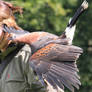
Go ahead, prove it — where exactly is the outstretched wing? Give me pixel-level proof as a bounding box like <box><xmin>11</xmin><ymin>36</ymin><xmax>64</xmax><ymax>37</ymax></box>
<box><xmin>30</xmin><ymin>43</ymin><xmax>83</xmax><ymax>92</ymax></box>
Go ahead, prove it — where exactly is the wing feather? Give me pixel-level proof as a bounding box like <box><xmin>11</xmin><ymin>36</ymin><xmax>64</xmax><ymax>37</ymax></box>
<box><xmin>29</xmin><ymin>44</ymin><xmax>83</xmax><ymax>92</ymax></box>
<box><xmin>47</xmin><ymin>71</ymin><xmax>75</xmax><ymax>92</ymax></box>
<box><xmin>45</xmin><ymin>71</ymin><xmax>64</xmax><ymax>89</ymax></box>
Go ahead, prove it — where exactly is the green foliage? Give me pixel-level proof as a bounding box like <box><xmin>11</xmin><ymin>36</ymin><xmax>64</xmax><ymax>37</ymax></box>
<box><xmin>5</xmin><ymin>0</ymin><xmax>92</xmax><ymax>92</ymax></box>
<box><xmin>9</xmin><ymin>0</ymin><xmax>75</xmax><ymax>35</ymax></box>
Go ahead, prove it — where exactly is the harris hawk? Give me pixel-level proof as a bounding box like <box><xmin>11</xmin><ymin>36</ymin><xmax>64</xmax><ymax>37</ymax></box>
<box><xmin>3</xmin><ymin>0</ymin><xmax>88</xmax><ymax>92</ymax></box>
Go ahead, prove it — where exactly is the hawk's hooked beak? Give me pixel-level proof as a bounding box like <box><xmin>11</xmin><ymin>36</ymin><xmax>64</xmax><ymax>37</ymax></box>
<box><xmin>3</xmin><ymin>24</ymin><xmax>30</xmax><ymax>44</ymax></box>
<box><xmin>0</xmin><ymin>26</ymin><xmax>11</xmax><ymax>52</ymax></box>
<box><xmin>3</xmin><ymin>24</ymin><xmax>16</xmax><ymax>41</ymax></box>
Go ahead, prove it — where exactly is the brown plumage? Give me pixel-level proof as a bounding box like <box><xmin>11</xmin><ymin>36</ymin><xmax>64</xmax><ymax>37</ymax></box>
<box><xmin>3</xmin><ymin>0</ymin><xmax>88</xmax><ymax>92</ymax></box>
<box><xmin>3</xmin><ymin>25</ymin><xmax>83</xmax><ymax>92</ymax></box>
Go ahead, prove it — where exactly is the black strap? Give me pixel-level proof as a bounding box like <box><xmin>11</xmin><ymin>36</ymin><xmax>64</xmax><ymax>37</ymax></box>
<box><xmin>0</xmin><ymin>45</ymin><xmax>23</xmax><ymax>78</ymax></box>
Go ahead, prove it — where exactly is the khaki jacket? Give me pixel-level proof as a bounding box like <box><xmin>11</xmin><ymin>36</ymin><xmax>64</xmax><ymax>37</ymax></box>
<box><xmin>0</xmin><ymin>45</ymin><xmax>36</xmax><ymax>92</ymax></box>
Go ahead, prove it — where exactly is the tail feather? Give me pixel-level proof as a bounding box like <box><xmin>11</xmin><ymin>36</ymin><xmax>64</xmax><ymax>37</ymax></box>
<box><xmin>60</xmin><ymin>0</ymin><xmax>88</xmax><ymax>44</ymax></box>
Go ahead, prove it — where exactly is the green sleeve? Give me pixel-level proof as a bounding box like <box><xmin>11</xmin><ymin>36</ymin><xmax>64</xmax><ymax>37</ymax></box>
<box><xmin>0</xmin><ymin>45</ymin><xmax>34</xmax><ymax>92</ymax></box>
<box><xmin>0</xmin><ymin>44</ymin><xmax>46</xmax><ymax>92</ymax></box>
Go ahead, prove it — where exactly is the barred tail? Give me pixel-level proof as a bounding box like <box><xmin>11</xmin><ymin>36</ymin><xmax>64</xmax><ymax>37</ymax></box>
<box><xmin>60</xmin><ymin>0</ymin><xmax>88</xmax><ymax>41</ymax></box>
<box><xmin>60</xmin><ymin>0</ymin><xmax>88</xmax><ymax>44</ymax></box>
<box><xmin>67</xmin><ymin>0</ymin><xmax>88</xmax><ymax>28</ymax></box>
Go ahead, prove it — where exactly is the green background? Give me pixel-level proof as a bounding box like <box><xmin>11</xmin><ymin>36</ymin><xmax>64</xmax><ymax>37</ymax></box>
<box><xmin>4</xmin><ymin>0</ymin><xmax>92</xmax><ymax>92</ymax></box>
